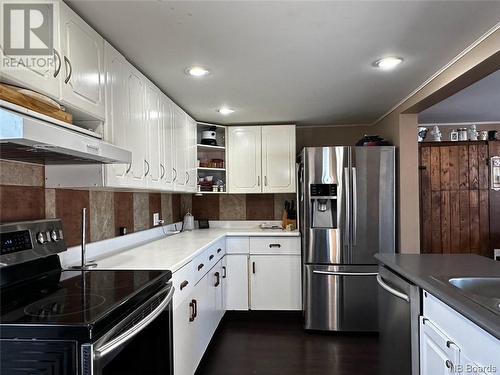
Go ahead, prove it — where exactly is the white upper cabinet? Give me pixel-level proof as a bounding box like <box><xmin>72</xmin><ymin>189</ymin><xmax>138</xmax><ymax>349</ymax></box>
<box><xmin>262</xmin><ymin>125</ymin><xmax>296</xmax><ymax>193</ymax></box>
<box><xmin>145</xmin><ymin>82</ymin><xmax>162</xmax><ymax>189</ymax></box>
<box><xmin>103</xmin><ymin>43</ymin><xmax>129</xmax><ymax>187</ymax></box>
<box><xmin>127</xmin><ymin>68</ymin><xmax>147</xmax><ymax>187</ymax></box>
<box><xmin>173</xmin><ymin>104</ymin><xmax>187</xmax><ymax>190</ymax></box>
<box><xmin>59</xmin><ymin>2</ymin><xmax>105</xmax><ymax>120</ymax></box>
<box><xmin>0</xmin><ymin>1</ymin><xmax>61</xmax><ymax>99</ymax></box>
<box><xmin>228</xmin><ymin>125</ymin><xmax>296</xmax><ymax>194</ymax></box>
<box><xmin>227</xmin><ymin>126</ymin><xmax>262</xmax><ymax>193</ymax></box>
<box><xmin>160</xmin><ymin>96</ymin><xmax>174</xmax><ymax>190</ymax></box>
<box><xmin>186</xmin><ymin>115</ymin><xmax>198</xmax><ymax>192</ymax></box>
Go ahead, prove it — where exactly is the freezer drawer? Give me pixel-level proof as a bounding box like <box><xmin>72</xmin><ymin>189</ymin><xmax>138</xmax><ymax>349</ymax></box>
<box><xmin>304</xmin><ymin>264</ymin><xmax>378</xmax><ymax>331</ymax></box>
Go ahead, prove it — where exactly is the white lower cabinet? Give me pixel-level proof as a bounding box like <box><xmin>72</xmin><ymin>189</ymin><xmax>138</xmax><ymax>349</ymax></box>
<box><xmin>419</xmin><ymin>317</ymin><xmax>460</xmax><ymax>375</ymax></box>
<box><xmin>420</xmin><ymin>291</ymin><xmax>500</xmax><ymax>375</ymax></box>
<box><xmin>224</xmin><ymin>254</ymin><xmax>249</xmax><ymax>311</ymax></box>
<box><xmin>249</xmin><ymin>255</ymin><xmax>301</xmax><ymax>310</ymax></box>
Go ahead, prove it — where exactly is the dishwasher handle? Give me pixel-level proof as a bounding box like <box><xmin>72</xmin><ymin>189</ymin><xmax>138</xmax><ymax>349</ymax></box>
<box><xmin>376</xmin><ymin>274</ymin><xmax>410</xmax><ymax>302</ymax></box>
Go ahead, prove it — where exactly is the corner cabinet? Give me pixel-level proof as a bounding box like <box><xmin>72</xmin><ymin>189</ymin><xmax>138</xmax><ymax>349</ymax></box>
<box><xmin>227</xmin><ymin>125</ymin><xmax>296</xmax><ymax>194</ymax></box>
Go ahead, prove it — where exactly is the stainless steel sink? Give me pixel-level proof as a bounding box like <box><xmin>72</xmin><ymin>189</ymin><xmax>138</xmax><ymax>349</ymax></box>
<box><xmin>447</xmin><ymin>277</ymin><xmax>500</xmax><ymax>315</ymax></box>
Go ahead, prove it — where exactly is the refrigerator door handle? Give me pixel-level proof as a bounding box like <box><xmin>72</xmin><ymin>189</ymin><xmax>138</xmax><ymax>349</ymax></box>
<box><xmin>352</xmin><ymin>167</ymin><xmax>357</xmax><ymax>247</ymax></box>
<box><xmin>313</xmin><ymin>270</ymin><xmax>378</xmax><ymax>276</ymax></box>
<box><xmin>376</xmin><ymin>274</ymin><xmax>410</xmax><ymax>302</ymax></box>
<box><xmin>343</xmin><ymin>167</ymin><xmax>350</xmax><ymax>252</ymax></box>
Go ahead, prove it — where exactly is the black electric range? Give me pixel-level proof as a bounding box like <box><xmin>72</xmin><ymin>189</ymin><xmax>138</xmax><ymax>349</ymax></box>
<box><xmin>0</xmin><ymin>219</ymin><xmax>173</xmax><ymax>375</ymax></box>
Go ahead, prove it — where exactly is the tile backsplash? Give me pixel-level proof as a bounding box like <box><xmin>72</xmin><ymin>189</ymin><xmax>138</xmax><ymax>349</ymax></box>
<box><xmin>0</xmin><ymin>160</ymin><xmax>296</xmax><ymax>247</ymax></box>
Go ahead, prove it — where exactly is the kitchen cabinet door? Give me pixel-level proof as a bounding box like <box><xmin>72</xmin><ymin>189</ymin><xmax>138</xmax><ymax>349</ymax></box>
<box><xmin>173</xmin><ymin>104</ymin><xmax>187</xmax><ymax>191</ymax></box>
<box><xmin>227</xmin><ymin>126</ymin><xmax>262</xmax><ymax>193</ymax></box>
<box><xmin>127</xmin><ymin>68</ymin><xmax>147</xmax><ymax>187</ymax></box>
<box><xmin>103</xmin><ymin>43</ymin><xmax>130</xmax><ymax>187</ymax></box>
<box><xmin>185</xmin><ymin>115</ymin><xmax>198</xmax><ymax>193</ymax></box>
<box><xmin>145</xmin><ymin>83</ymin><xmax>162</xmax><ymax>189</ymax></box>
<box><xmin>249</xmin><ymin>255</ymin><xmax>301</xmax><ymax>310</ymax></box>
<box><xmin>0</xmin><ymin>2</ymin><xmax>61</xmax><ymax>99</ymax></box>
<box><xmin>59</xmin><ymin>3</ymin><xmax>105</xmax><ymax>120</ymax></box>
<box><xmin>224</xmin><ymin>255</ymin><xmax>249</xmax><ymax>310</ymax></box>
<box><xmin>160</xmin><ymin>96</ymin><xmax>174</xmax><ymax>190</ymax></box>
<box><xmin>221</xmin><ymin>256</ymin><xmax>227</xmax><ymax>312</ymax></box>
<box><xmin>262</xmin><ymin>125</ymin><xmax>296</xmax><ymax>193</ymax></box>
<box><xmin>420</xmin><ymin>317</ymin><xmax>460</xmax><ymax>375</ymax></box>
<box><xmin>173</xmin><ymin>288</ymin><xmax>198</xmax><ymax>375</ymax></box>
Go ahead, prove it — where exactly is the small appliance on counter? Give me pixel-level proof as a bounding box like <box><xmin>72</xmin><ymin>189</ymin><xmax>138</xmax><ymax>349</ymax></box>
<box><xmin>182</xmin><ymin>212</ymin><xmax>195</xmax><ymax>231</ymax></box>
<box><xmin>0</xmin><ymin>219</ymin><xmax>173</xmax><ymax>375</ymax></box>
<box><xmin>201</xmin><ymin>127</ymin><xmax>218</xmax><ymax>146</ymax></box>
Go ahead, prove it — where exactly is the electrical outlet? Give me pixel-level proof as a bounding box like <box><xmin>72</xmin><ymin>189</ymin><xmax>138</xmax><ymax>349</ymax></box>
<box><xmin>153</xmin><ymin>213</ymin><xmax>160</xmax><ymax>227</ymax></box>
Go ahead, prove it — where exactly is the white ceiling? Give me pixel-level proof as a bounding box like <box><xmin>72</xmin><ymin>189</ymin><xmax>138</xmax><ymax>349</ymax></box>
<box><xmin>67</xmin><ymin>1</ymin><xmax>500</xmax><ymax>126</ymax></box>
<box><xmin>419</xmin><ymin>69</ymin><xmax>500</xmax><ymax>124</ymax></box>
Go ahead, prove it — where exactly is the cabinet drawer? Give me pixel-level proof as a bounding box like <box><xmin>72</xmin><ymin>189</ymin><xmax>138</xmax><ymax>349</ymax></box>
<box><xmin>226</xmin><ymin>237</ymin><xmax>250</xmax><ymax>254</ymax></box>
<box><xmin>172</xmin><ymin>262</ymin><xmax>195</xmax><ymax>308</ymax></box>
<box><xmin>249</xmin><ymin>237</ymin><xmax>300</xmax><ymax>254</ymax></box>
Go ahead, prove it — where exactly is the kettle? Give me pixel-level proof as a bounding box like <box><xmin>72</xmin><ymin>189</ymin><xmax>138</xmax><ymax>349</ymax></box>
<box><xmin>182</xmin><ymin>212</ymin><xmax>195</xmax><ymax>231</ymax></box>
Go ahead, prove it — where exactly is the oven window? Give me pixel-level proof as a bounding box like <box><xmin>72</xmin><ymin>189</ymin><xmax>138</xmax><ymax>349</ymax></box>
<box><xmin>101</xmin><ymin>307</ymin><xmax>172</xmax><ymax>375</ymax></box>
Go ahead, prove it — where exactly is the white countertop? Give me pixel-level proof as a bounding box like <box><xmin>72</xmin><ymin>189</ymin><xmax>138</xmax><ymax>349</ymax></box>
<box><xmin>94</xmin><ymin>227</ymin><xmax>299</xmax><ymax>273</ymax></box>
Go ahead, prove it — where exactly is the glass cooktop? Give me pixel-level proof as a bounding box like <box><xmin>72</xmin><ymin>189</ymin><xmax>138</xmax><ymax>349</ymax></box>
<box><xmin>0</xmin><ymin>268</ymin><xmax>169</xmax><ymax>326</ymax></box>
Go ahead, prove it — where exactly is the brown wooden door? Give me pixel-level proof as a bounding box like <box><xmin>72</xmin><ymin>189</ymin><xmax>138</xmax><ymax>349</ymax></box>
<box><xmin>419</xmin><ymin>142</ymin><xmax>491</xmax><ymax>256</ymax></box>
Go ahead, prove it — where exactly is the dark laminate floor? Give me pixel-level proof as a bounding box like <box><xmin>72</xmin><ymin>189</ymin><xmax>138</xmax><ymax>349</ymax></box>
<box><xmin>195</xmin><ymin>312</ymin><xmax>379</xmax><ymax>375</ymax></box>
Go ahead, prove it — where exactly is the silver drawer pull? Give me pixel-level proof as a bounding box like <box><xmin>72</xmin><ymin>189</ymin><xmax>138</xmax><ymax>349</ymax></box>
<box><xmin>269</xmin><ymin>244</ymin><xmax>281</xmax><ymax>248</ymax></box>
<box><xmin>314</xmin><ymin>270</ymin><xmax>378</xmax><ymax>276</ymax></box>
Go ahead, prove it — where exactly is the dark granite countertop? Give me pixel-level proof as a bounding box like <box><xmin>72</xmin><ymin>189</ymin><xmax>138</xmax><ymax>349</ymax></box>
<box><xmin>375</xmin><ymin>254</ymin><xmax>500</xmax><ymax>340</ymax></box>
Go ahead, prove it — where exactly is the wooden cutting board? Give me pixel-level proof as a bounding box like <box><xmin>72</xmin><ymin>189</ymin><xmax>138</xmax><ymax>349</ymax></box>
<box><xmin>0</xmin><ymin>84</ymin><xmax>73</xmax><ymax>124</ymax></box>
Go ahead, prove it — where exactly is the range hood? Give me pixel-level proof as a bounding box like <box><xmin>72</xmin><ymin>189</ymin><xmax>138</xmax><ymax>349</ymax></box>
<box><xmin>0</xmin><ymin>107</ymin><xmax>131</xmax><ymax>165</ymax></box>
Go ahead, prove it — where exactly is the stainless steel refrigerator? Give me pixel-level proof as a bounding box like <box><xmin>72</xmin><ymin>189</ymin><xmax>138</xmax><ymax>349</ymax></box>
<box><xmin>298</xmin><ymin>146</ymin><xmax>395</xmax><ymax>331</ymax></box>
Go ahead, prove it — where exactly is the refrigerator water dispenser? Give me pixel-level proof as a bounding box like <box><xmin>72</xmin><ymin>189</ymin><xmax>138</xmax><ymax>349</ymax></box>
<box><xmin>310</xmin><ymin>184</ymin><xmax>337</xmax><ymax>228</ymax></box>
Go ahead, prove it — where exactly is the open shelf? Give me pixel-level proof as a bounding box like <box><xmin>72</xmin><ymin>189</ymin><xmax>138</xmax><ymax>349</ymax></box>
<box><xmin>197</xmin><ymin>167</ymin><xmax>226</xmax><ymax>172</ymax></box>
<box><xmin>197</xmin><ymin>144</ymin><xmax>226</xmax><ymax>151</ymax></box>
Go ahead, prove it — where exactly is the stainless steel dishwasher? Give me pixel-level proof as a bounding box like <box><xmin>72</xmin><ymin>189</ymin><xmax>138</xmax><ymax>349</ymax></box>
<box><xmin>377</xmin><ymin>266</ymin><xmax>420</xmax><ymax>375</ymax></box>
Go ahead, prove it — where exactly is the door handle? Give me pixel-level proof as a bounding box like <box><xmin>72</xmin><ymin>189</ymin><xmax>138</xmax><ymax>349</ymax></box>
<box><xmin>172</xmin><ymin>168</ymin><xmax>177</xmax><ymax>182</ymax></box>
<box><xmin>269</xmin><ymin>243</ymin><xmax>281</xmax><ymax>248</ymax></box>
<box><xmin>180</xmin><ymin>280</ymin><xmax>189</xmax><ymax>290</ymax></box>
<box><xmin>125</xmin><ymin>163</ymin><xmax>132</xmax><ymax>174</ymax></box>
<box><xmin>222</xmin><ymin>266</ymin><xmax>226</xmax><ymax>278</ymax></box>
<box><xmin>209</xmin><ymin>254</ymin><xmax>214</xmax><ymax>261</ymax></box>
<box><xmin>160</xmin><ymin>164</ymin><xmax>165</xmax><ymax>179</ymax></box>
<box><xmin>252</xmin><ymin>261</ymin><xmax>256</xmax><ymax>274</ymax></box>
<box><xmin>197</xmin><ymin>263</ymin><xmax>204</xmax><ymax>271</ymax></box>
<box><xmin>352</xmin><ymin>167</ymin><xmax>357</xmax><ymax>247</ymax></box>
<box><xmin>189</xmin><ymin>300</ymin><xmax>195</xmax><ymax>322</ymax></box>
<box><xmin>344</xmin><ymin>166</ymin><xmax>351</xmax><ymax>257</ymax></box>
<box><xmin>144</xmin><ymin>160</ymin><xmax>150</xmax><ymax>177</ymax></box>
<box><xmin>214</xmin><ymin>272</ymin><xmax>220</xmax><ymax>287</ymax></box>
<box><xmin>217</xmin><ymin>248</ymin><xmax>222</xmax><ymax>253</ymax></box>
<box><xmin>313</xmin><ymin>270</ymin><xmax>378</xmax><ymax>276</ymax></box>
<box><xmin>376</xmin><ymin>274</ymin><xmax>410</xmax><ymax>302</ymax></box>
<box><xmin>264</xmin><ymin>176</ymin><xmax>268</xmax><ymax>186</ymax></box>
<box><xmin>193</xmin><ymin>299</ymin><xmax>197</xmax><ymax>318</ymax></box>
<box><xmin>185</xmin><ymin>171</ymin><xmax>189</xmax><ymax>184</ymax></box>
<box><xmin>63</xmin><ymin>56</ymin><xmax>72</xmax><ymax>84</ymax></box>
<box><xmin>257</xmin><ymin>175</ymin><xmax>260</xmax><ymax>187</ymax></box>
<box><xmin>53</xmin><ymin>49</ymin><xmax>61</xmax><ymax>77</ymax></box>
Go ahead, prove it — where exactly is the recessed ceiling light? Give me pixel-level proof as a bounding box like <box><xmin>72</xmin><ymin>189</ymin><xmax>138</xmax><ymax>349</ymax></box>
<box><xmin>217</xmin><ymin>107</ymin><xmax>234</xmax><ymax>115</ymax></box>
<box><xmin>374</xmin><ymin>57</ymin><xmax>403</xmax><ymax>70</ymax></box>
<box><xmin>186</xmin><ymin>66</ymin><xmax>210</xmax><ymax>77</ymax></box>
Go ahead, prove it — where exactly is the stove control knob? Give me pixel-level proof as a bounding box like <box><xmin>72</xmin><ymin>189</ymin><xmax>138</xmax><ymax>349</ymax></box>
<box><xmin>36</xmin><ymin>232</ymin><xmax>47</xmax><ymax>244</ymax></box>
<box><xmin>50</xmin><ymin>230</ymin><xmax>58</xmax><ymax>242</ymax></box>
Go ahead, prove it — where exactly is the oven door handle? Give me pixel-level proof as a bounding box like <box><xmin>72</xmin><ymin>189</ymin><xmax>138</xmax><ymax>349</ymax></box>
<box><xmin>93</xmin><ymin>285</ymin><xmax>174</xmax><ymax>359</ymax></box>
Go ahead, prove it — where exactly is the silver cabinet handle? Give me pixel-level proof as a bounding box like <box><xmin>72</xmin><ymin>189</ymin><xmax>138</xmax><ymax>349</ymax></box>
<box><xmin>144</xmin><ymin>160</ymin><xmax>150</xmax><ymax>177</ymax></box>
<box><xmin>314</xmin><ymin>270</ymin><xmax>378</xmax><ymax>276</ymax></box>
<box><xmin>53</xmin><ymin>49</ymin><xmax>61</xmax><ymax>77</ymax></box>
<box><xmin>185</xmin><ymin>171</ymin><xmax>189</xmax><ymax>184</ymax></box>
<box><xmin>160</xmin><ymin>164</ymin><xmax>165</xmax><ymax>179</ymax></box>
<box><xmin>125</xmin><ymin>163</ymin><xmax>132</xmax><ymax>174</ymax></box>
<box><xmin>376</xmin><ymin>274</ymin><xmax>410</xmax><ymax>302</ymax></box>
<box><xmin>352</xmin><ymin>167</ymin><xmax>357</xmax><ymax>246</ymax></box>
<box><xmin>63</xmin><ymin>56</ymin><xmax>72</xmax><ymax>84</ymax></box>
<box><xmin>172</xmin><ymin>168</ymin><xmax>177</xmax><ymax>182</ymax></box>
<box><xmin>269</xmin><ymin>243</ymin><xmax>281</xmax><ymax>248</ymax></box>
<box><xmin>264</xmin><ymin>176</ymin><xmax>268</xmax><ymax>186</ymax></box>
<box><xmin>257</xmin><ymin>175</ymin><xmax>260</xmax><ymax>187</ymax></box>
<box><xmin>94</xmin><ymin>285</ymin><xmax>174</xmax><ymax>359</ymax></box>
<box><xmin>445</xmin><ymin>360</ymin><xmax>454</xmax><ymax>370</ymax></box>
<box><xmin>222</xmin><ymin>266</ymin><xmax>226</xmax><ymax>278</ymax></box>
